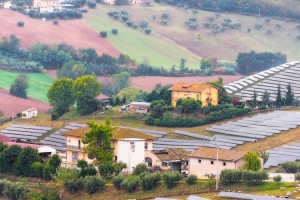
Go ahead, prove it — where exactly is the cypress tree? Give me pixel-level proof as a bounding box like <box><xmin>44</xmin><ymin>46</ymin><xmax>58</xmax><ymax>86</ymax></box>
<box><xmin>276</xmin><ymin>84</ymin><xmax>282</xmax><ymax>107</ymax></box>
<box><xmin>252</xmin><ymin>91</ymin><xmax>257</xmax><ymax>107</ymax></box>
<box><xmin>285</xmin><ymin>83</ymin><xmax>294</xmax><ymax>106</ymax></box>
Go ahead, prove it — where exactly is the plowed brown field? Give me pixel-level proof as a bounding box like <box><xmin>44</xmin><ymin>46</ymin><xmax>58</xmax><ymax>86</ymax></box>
<box><xmin>0</xmin><ymin>89</ymin><xmax>51</xmax><ymax>117</ymax></box>
<box><xmin>98</xmin><ymin>75</ymin><xmax>244</xmax><ymax>92</ymax></box>
<box><xmin>0</xmin><ymin>9</ymin><xmax>119</xmax><ymax>57</ymax></box>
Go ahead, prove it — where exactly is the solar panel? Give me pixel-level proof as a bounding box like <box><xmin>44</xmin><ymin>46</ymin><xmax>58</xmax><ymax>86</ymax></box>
<box><xmin>174</xmin><ymin>130</ymin><xmax>213</xmax><ymax>140</ymax></box>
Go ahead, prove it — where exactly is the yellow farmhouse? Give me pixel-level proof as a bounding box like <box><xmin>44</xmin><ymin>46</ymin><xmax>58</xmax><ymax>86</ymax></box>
<box><xmin>168</xmin><ymin>83</ymin><xmax>219</xmax><ymax>107</ymax></box>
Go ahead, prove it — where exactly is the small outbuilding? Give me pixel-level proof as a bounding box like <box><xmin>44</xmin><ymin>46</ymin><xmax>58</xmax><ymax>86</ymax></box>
<box><xmin>129</xmin><ymin>101</ymin><xmax>151</xmax><ymax>114</ymax></box>
<box><xmin>22</xmin><ymin>108</ymin><xmax>38</xmax><ymax>119</ymax></box>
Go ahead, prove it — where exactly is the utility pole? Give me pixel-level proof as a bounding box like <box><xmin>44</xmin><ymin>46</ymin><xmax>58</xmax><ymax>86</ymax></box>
<box><xmin>216</xmin><ymin>145</ymin><xmax>219</xmax><ymax>191</ymax></box>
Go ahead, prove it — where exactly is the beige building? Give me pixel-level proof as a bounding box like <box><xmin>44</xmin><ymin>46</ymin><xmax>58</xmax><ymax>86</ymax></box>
<box><xmin>129</xmin><ymin>102</ymin><xmax>151</xmax><ymax>114</ymax></box>
<box><xmin>22</xmin><ymin>108</ymin><xmax>38</xmax><ymax>119</ymax></box>
<box><xmin>103</xmin><ymin>0</ymin><xmax>115</xmax><ymax>4</ymax></box>
<box><xmin>145</xmin><ymin>148</ymin><xmax>189</xmax><ymax>173</ymax></box>
<box><xmin>130</xmin><ymin>0</ymin><xmax>141</xmax><ymax>4</ymax></box>
<box><xmin>63</xmin><ymin>126</ymin><xmax>155</xmax><ymax>167</ymax></box>
<box><xmin>63</xmin><ymin>127</ymin><xmax>93</xmax><ymax>166</ymax></box>
<box><xmin>188</xmin><ymin>147</ymin><xmax>251</xmax><ymax>179</ymax></box>
<box><xmin>168</xmin><ymin>83</ymin><xmax>219</xmax><ymax>107</ymax></box>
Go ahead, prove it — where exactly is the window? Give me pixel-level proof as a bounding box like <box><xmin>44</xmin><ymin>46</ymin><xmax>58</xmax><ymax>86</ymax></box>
<box><xmin>78</xmin><ymin>140</ymin><xmax>81</xmax><ymax>149</ymax></box>
<box><xmin>115</xmin><ymin>156</ymin><xmax>117</xmax><ymax>161</ymax></box>
<box><xmin>145</xmin><ymin>142</ymin><xmax>148</xmax><ymax>150</ymax></box>
<box><xmin>162</xmin><ymin>162</ymin><xmax>168</xmax><ymax>167</ymax></box>
<box><xmin>130</xmin><ymin>141</ymin><xmax>135</xmax><ymax>152</ymax></box>
<box><xmin>198</xmin><ymin>159</ymin><xmax>201</xmax><ymax>163</ymax></box>
<box><xmin>210</xmin><ymin>161</ymin><xmax>214</xmax><ymax>165</ymax></box>
<box><xmin>223</xmin><ymin>162</ymin><xmax>226</xmax><ymax>166</ymax></box>
<box><xmin>72</xmin><ymin>152</ymin><xmax>78</xmax><ymax>163</ymax></box>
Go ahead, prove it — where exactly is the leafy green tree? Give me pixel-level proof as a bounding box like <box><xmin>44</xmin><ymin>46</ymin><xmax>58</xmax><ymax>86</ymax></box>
<box><xmin>82</xmin><ymin>119</ymin><xmax>115</xmax><ymax>177</ymax></box>
<box><xmin>0</xmin><ymin>143</ymin><xmax>8</xmax><ymax>153</ymax></box>
<box><xmin>110</xmin><ymin>72</ymin><xmax>131</xmax><ymax>94</ymax></box>
<box><xmin>13</xmin><ymin>147</ymin><xmax>40</xmax><ymax>176</ymax></box>
<box><xmin>276</xmin><ymin>84</ymin><xmax>283</xmax><ymax>107</ymax></box>
<box><xmin>146</xmin><ymin>85</ymin><xmax>172</xmax><ymax>105</ymax></box>
<box><xmin>47</xmin><ymin>78</ymin><xmax>75</xmax><ymax>116</ymax></box>
<box><xmin>73</xmin><ymin>75</ymin><xmax>101</xmax><ymax>115</ymax></box>
<box><xmin>285</xmin><ymin>83</ymin><xmax>294</xmax><ymax>106</ymax></box>
<box><xmin>10</xmin><ymin>74</ymin><xmax>28</xmax><ymax>98</ymax></box>
<box><xmin>262</xmin><ymin>90</ymin><xmax>270</xmax><ymax>106</ymax></box>
<box><xmin>0</xmin><ymin>145</ymin><xmax>22</xmax><ymax>174</ymax></box>
<box><xmin>243</xmin><ymin>151</ymin><xmax>261</xmax><ymax>171</ymax></box>
<box><xmin>151</xmin><ymin>100</ymin><xmax>167</xmax><ymax>118</ymax></box>
<box><xmin>49</xmin><ymin>154</ymin><xmax>62</xmax><ymax>169</ymax></box>
<box><xmin>176</xmin><ymin>98</ymin><xmax>201</xmax><ymax>114</ymax></box>
<box><xmin>113</xmin><ymin>87</ymin><xmax>146</xmax><ymax>104</ymax></box>
<box><xmin>208</xmin><ymin>78</ymin><xmax>231</xmax><ymax>103</ymax></box>
<box><xmin>200</xmin><ymin>59</ymin><xmax>215</xmax><ymax>76</ymax></box>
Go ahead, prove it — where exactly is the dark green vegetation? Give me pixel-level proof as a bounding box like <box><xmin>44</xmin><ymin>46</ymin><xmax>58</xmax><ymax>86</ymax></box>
<box><xmin>9</xmin><ymin>74</ymin><xmax>28</xmax><ymax>99</ymax></box>
<box><xmin>220</xmin><ymin>169</ymin><xmax>268</xmax><ymax>186</ymax></box>
<box><xmin>48</xmin><ymin>75</ymin><xmax>101</xmax><ymax>118</ymax></box>
<box><xmin>236</xmin><ymin>51</ymin><xmax>287</xmax><ymax>75</ymax></box>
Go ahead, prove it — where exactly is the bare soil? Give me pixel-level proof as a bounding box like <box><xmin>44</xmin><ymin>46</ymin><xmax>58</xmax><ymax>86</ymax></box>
<box><xmin>0</xmin><ymin>9</ymin><xmax>119</xmax><ymax>57</ymax></box>
<box><xmin>0</xmin><ymin>89</ymin><xmax>50</xmax><ymax>117</ymax></box>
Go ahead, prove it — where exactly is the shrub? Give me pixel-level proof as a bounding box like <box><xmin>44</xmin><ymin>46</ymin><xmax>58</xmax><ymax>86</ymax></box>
<box><xmin>17</xmin><ymin>21</ymin><xmax>24</xmax><ymax>27</ymax></box>
<box><xmin>126</xmin><ymin>20</ymin><xmax>133</xmax><ymax>27</ymax></box>
<box><xmin>43</xmin><ymin>189</ymin><xmax>59</xmax><ymax>200</ymax></box>
<box><xmin>3</xmin><ymin>181</ymin><xmax>26</xmax><ymax>200</ymax></box>
<box><xmin>255</xmin><ymin>24</ymin><xmax>263</xmax><ymax>30</ymax></box>
<box><xmin>100</xmin><ymin>31</ymin><xmax>108</xmax><ymax>38</ymax></box>
<box><xmin>162</xmin><ymin>172</ymin><xmax>183</xmax><ymax>189</ymax></box>
<box><xmin>133</xmin><ymin>164</ymin><xmax>147</xmax><ymax>175</ymax></box>
<box><xmin>220</xmin><ymin>169</ymin><xmax>243</xmax><ymax>185</ymax></box>
<box><xmin>112</xmin><ymin>175</ymin><xmax>125</xmax><ymax>189</ymax></box>
<box><xmin>139</xmin><ymin>20</ymin><xmax>148</xmax><ymax>29</ymax></box>
<box><xmin>31</xmin><ymin>162</ymin><xmax>44</xmax><ymax>178</ymax></box>
<box><xmin>53</xmin><ymin>19</ymin><xmax>59</xmax><ymax>25</ymax></box>
<box><xmin>121</xmin><ymin>176</ymin><xmax>140</xmax><ymax>193</ymax></box>
<box><xmin>241</xmin><ymin>171</ymin><xmax>268</xmax><ymax>186</ymax></box>
<box><xmin>53</xmin><ymin>167</ymin><xmax>81</xmax><ymax>185</ymax></box>
<box><xmin>87</xmin><ymin>1</ymin><xmax>96</xmax><ymax>8</ymax></box>
<box><xmin>85</xmin><ymin>166</ymin><xmax>97</xmax><ymax>176</ymax></box>
<box><xmin>141</xmin><ymin>172</ymin><xmax>161</xmax><ymax>190</ymax></box>
<box><xmin>273</xmin><ymin>175</ymin><xmax>282</xmax><ymax>182</ymax></box>
<box><xmin>145</xmin><ymin>28</ymin><xmax>152</xmax><ymax>34</ymax></box>
<box><xmin>49</xmin><ymin>154</ymin><xmax>62</xmax><ymax>168</ymax></box>
<box><xmin>77</xmin><ymin>159</ymin><xmax>88</xmax><ymax>170</ymax></box>
<box><xmin>281</xmin><ymin>162</ymin><xmax>299</xmax><ymax>173</ymax></box>
<box><xmin>112</xmin><ymin>28</ymin><xmax>118</xmax><ymax>35</ymax></box>
<box><xmin>43</xmin><ymin>164</ymin><xmax>55</xmax><ymax>181</ymax></box>
<box><xmin>84</xmin><ymin>176</ymin><xmax>105</xmax><ymax>194</ymax></box>
<box><xmin>64</xmin><ymin>178</ymin><xmax>84</xmax><ymax>193</ymax></box>
<box><xmin>258</xmin><ymin>105</ymin><xmax>267</xmax><ymax>110</ymax></box>
<box><xmin>186</xmin><ymin>175</ymin><xmax>198</xmax><ymax>185</ymax></box>
<box><xmin>161</xmin><ymin>12</ymin><xmax>169</xmax><ymax>19</ymax></box>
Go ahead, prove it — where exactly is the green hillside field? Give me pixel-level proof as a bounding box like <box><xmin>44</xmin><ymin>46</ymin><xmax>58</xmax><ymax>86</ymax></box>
<box><xmin>0</xmin><ymin>71</ymin><xmax>54</xmax><ymax>102</ymax></box>
<box><xmin>85</xmin><ymin>3</ymin><xmax>300</xmax><ymax>69</ymax></box>
<box><xmin>85</xmin><ymin>6</ymin><xmax>202</xmax><ymax>69</ymax></box>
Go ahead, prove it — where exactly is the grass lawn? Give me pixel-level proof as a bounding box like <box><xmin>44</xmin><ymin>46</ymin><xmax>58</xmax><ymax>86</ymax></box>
<box><xmin>0</xmin><ymin>71</ymin><xmax>54</xmax><ymax>102</ymax></box>
<box><xmin>85</xmin><ymin>6</ymin><xmax>202</xmax><ymax>69</ymax></box>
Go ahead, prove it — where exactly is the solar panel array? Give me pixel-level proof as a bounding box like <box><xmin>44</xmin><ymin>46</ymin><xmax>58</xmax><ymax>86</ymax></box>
<box><xmin>264</xmin><ymin>141</ymin><xmax>300</xmax><ymax>168</ymax></box>
<box><xmin>206</xmin><ymin>111</ymin><xmax>300</xmax><ymax>141</ymax></box>
<box><xmin>125</xmin><ymin>127</ymin><xmax>167</xmax><ymax>138</ymax></box>
<box><xmin>153</xmin><ymin>138</ymin><xmax>207</xmax><ymax>152</ymax></box>
<box><xmin>41</xmin><ymin>123</ymin><xmax>86</xmax><ymax>152</ymax></box>
<box><xmin>224</xmin><ymin>61</ymin><xmax>300</xmax><ymax>101</ymax></box>
<box><xmin>0</xmin><ymin>124</ymin><xmax>52</xmax><ymax>141</ymax></box>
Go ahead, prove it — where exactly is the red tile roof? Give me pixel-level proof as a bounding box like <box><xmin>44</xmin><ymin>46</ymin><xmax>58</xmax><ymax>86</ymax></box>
<box><xmin>0</xmin><ymin>134</ymin><xmax>13</xmax><ymax>143</ymax></box>
<box><xmin>97</xmin><ymin>93</ymin><xmax>110</xmax><ymax>100</ymax></box>
<box><xmin>168</xmin><ymin>83</ymin><xmax>217</xmax><ymax>93</ymax></box>
<box><xmin>6</xmin><ymin>142</ymin><xmax>42</xmax><ymax>149</ymax></box>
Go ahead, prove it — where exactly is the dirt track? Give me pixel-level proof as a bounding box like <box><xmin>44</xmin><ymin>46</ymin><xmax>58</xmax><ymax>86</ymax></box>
<box><xmin>0</xmin><ymin>89</ymin><xmax>51</xmax><ymax>117</ymax></box>
<box><xmin>0</xmin><ymin>9</ymin><xmax>119</xmax><ymax>57</ymax></box>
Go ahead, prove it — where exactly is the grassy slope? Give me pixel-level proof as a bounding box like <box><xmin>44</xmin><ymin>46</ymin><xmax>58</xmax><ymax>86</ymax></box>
<box><xmin>0</xmin><ymin>71</ymin><xmax>54</xmax><ymax>102</ymax></box>
<box><xmin>86</xmin><ymin>3</ymin><xmax>300</xmax><ymax>66</ymax></box>
<box><xmin>85</xmin><ymin>6</ymin><xmax>202</xmax><ymax>69</ymax></box>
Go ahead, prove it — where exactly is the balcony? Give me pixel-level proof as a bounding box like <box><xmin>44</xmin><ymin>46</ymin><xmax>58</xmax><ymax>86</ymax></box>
<box><xmin>63</xmin><ymin>144</ymin><xmax>84</xmax><ymax>152</ymax></box>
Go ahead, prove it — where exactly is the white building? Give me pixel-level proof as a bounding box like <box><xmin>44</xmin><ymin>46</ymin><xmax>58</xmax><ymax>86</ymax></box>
<box><xmin>115</xmin><ymin>138</ymin><xmax>145</xmax><ymax>174</ymax></box>
<box><xmin>129</xmin><ymin>102</ymin><xmax>151</xmax><ymax>114</ymax></box>
<box><xmin>22</xmin><ymin>108</ymin><xmax>38</xmax><ymax>119</ymax></box>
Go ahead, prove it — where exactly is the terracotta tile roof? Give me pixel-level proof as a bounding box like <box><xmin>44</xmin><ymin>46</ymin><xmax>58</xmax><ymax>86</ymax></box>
<box><xmin>153</xmin><ymin>148</ymin><xmax>189</xmax><ymax>162</ymax></box>
<box><xmin>97</xmin><ymin>93</ymin><xmax>110</xmax><ymax>100</ymax></box>
<box><xmin>6</xmin><ymin>142</ymin><xmax>42</xmax><ymax>149</ymax></box>
<box><xmin>112</xmin><ymin>128</ymin><xmax>155</xmax><ymax>140</ymax></box>
<box><xmin>168</xmin><ymin>83</ymin><xmax>217</xmax><ymax>93</ymax></box>
<box><xmin>63</xmin><ymin>127</ymin><xmax>90</xmax><ymax>138</ymax></box>
<box><xmin>189</xmin><ymin>147</ymin><xmax>245</xmax><ymax>162</ymax></box>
